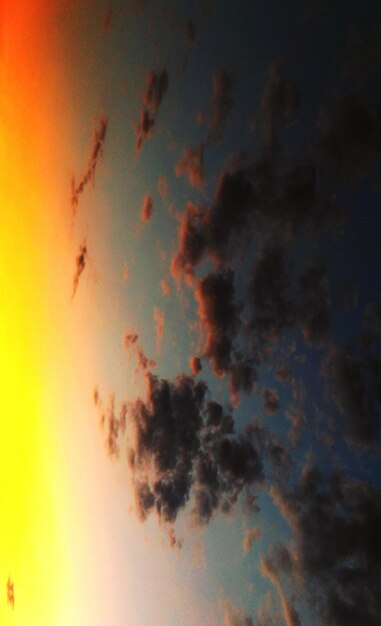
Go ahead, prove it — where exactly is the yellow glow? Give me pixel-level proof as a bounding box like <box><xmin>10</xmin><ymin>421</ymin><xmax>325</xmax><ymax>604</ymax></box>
<box><xmin>0</xmin><ymin>2</ymin><xmax>74</xmax><ymax>623</ymax></box>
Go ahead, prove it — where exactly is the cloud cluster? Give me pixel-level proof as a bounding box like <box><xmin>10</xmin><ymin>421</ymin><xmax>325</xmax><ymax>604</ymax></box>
<box><xmin>127</xmin><ymin>373</ymin><xmax>263</xmax><ymax>524</ymax></box>
<box><xmin>270</xmin><ymin>465</ymin><xmax>381</xmax><ymax>626</ymax></box>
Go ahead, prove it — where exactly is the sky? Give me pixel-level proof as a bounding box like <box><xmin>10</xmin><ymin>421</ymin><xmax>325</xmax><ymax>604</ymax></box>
<box><xmin>1</xmin><ymin>1</ymin><xmax>381</xmax><ymax>625</ymax></box>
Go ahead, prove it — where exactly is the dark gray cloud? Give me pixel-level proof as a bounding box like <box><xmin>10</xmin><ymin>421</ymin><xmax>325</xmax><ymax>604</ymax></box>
<box><xmin>144</xmin><ymin>68</ymin><xmax>168</xmax><ymax>114</ymax></box>
<box><xmin>271</xmin><ymin>465</ymin><xmax>381</xmax><ymax>626</ymax></box>
<box><xmin>322</xmin><ymin>345</ymin><xmax>381</xmax><ymax>446</ymax></box>
<box><xmin>206</xmin><ymin>67</ymin><xmax>235</xmax><ymax>143</ymax></box>
<box><xmin>127</xmin><ymin>372</ymin><xmax>263</xmax><ymax>524</ymax></box>
<box><xmin>260</xmin><ymin>61</ymin><xmax>299</xmax><ymax>149</ymax></box>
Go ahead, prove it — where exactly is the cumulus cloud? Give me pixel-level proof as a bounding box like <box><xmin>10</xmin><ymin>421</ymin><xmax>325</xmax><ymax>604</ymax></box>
<box><xmin>127</xmin><ymin>372</ymin><xmax>263</xmax><ymax>524</ymax></box>
<box><xmin>271</xmin><ymin>465</ymin><xmax>381</xmax><ymax>626</ymax></box>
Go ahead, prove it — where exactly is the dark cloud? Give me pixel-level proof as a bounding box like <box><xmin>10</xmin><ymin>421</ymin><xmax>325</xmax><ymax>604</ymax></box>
<box><xmin>249</xmin><ymin>243</ymin><xmax>292</xmax><ymax>342</ymax></box>
<box><xmin>144</xmin><ymin>68</ymin><xmax>168</xmax><ymax>114</ymax></box>
<box><xmin>175</xmin><ymin>143</ymin><xmax>205</xmax><ymax>188</ymax></box>
<box><xmin>207</xmin><ymin>67</ymin><xmax>235</xmax><ymax>143</ymax></box>
<box><xmin>297</xmin><ymin>263</ymin><xmax>330</xmax><ymax>345</ymax></box>
<box><xmin>135</xmin><ymin>109</ymin><xmax>155</xmax><ymax>152</ymax></box>
<box><xmin>271</xmin><ymin>466</ymin><xmax>381</xmax><ymax>626</ymax></box>
<box><xmin>195</xmin><ymin>270</ymin><xmax>238</xmax><ymax>377</ymax></box>
<box><xmin>263</xmin><ymin>389</ymin><xmax>279</xmax><ymax>415</ymax></box>
<box><xmin>317</xmin><ymin>93</ymin><xmax>381</xmax><ymax>185</ymax></box>
<box><xmin>134</xmin><ymin>68</ymin><xmax>169</xmax><ymax>151</ymax></box>
<box><xmin>128</xmin><ymin>372</ymin><xmax>263</xmax><ymax>524</ymax></box>
<box><xmin>322</xmin><ymin>346</ymin><xmax>381</xmax><ymax>446</ymax></box>
<box><xmin>260</xmin><ymin>61</ymin><xmax>299</xmax><ymax>149</ymax></box>
<box><xmin>71</xmin><ymin>116</ymin><xmax>108</xmax><ymax>212</ymax></box>
<box><xmin>72</xmin><ymin>242</ymin><xmax>88</xmax><ymax>299</ymax></box>
<box><xmin>171</xmin><ymin>202</ymin><xmax>208</xmax><ymax>282</ymax></box>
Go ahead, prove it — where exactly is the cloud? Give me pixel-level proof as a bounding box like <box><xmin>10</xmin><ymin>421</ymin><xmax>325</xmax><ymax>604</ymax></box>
<box><xmin>153</xmin><ymin>306</ymin><xmax>165</xmax><ymax>354</ymax></box>
<box><xmin>72</xmin><ymin>242</ymin><xmax>88</xmax><ymax>299</ymax></box>
<box><xmin>160</xmin><ymin>278</ymin><xmax>170</xmax><ymax>295</ymax></box>
<box><xmin>207</xmin><ymin>67</ymin><xmax>235</xmax><ymax>143</ymax></box>
<box><xmin>175</xmin><ymin>143</ymin><xmax>205</xmax><ymax>188</ymax></box>
<box><xmin>140</xmin><ymin>194</ymin><xmax>153</xmax><ymax>222</ymax></box>
<box><xmin>135</xmin><ymin>109</ymin><xmax>155</xmax><ymax>151</ymax></box>
<box><xmin>260</xmin><ymin>555</ymin><xmax>300</xmax><ymax>626</ymax></box>
<box><xmin>144</xmin><ymin>68</ymin><xmax>168</xmax><ymax>113</ymax></box>
<box><xmin>260</xmin><ymin>61</ymin><xmax>298</xmax><ymax>149</ymax></box>
<box><xmin>127</xmin><ymin>372</ymin><xmax>263</xmax><ymax>524</ymax></box>
<box><xmin>242</xmin><ymin>526</ymin><xmax>262</xmax><ymax>554</ymax></box>
<box><xmin>134</xmin><ymin>68</ymin><xmax>169</xmax><ymax>152</ymax></box>
<box><xmin>71</xmin><ymin>116</ymin><xmax>108</xmax><ymax>212</ymax></box>
<box><xmin>249</xmin><ymin>242</ymin><xmax>292</xmax><ymax>342</ymax></box>
<box><xmin>124</xmin><ymin>331</ymin><xmax>156</xmax><ymax>373</ymax></box>
<box><xmin>195</xmin><ymin>270</ymin><xmax>238</xmax><ymax>377</ymax></box>
<box><xmin>263</xmin><ymin>389</ymin><xmax>279</xmax><ymax>415</ymax></box>
<box><xmin>271</xmin><ymin>466</ymin><xmax>381</xmax><ymax>626</ymax></box>
<box><xmin>189</xmin><ymin>355</ymin><xmax>202</xmax><ymax>375</ymax></box>
<box><xmin>322</xmin><ymin>345</ymin><xmax>381</xmax><ymax>446</ymax></box>
<box><xmin>7</xmin><ymin>576</ymin><xmax>14</xmax><ymax>609</ymax></box>
<box><xmin>317</xmin><ymin>93</ymin><xmax>381</xmax><ymax>185</ymax></box>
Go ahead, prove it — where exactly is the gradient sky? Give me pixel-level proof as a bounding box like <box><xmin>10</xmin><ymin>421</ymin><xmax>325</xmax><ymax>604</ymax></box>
<box><xmin>1</xmin><ymin>1</ymin><xmax>381</xmax><ymax>625</ymax></box>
